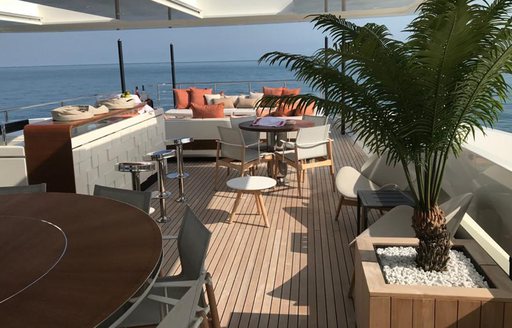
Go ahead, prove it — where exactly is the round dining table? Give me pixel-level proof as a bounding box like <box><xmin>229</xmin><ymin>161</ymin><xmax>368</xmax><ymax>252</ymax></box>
<box><xmin>239</xmin><ymin>119</ymin><xmax>315</xmax><ymax>180</ymax></box>
<box><xmin>238</xmin><ymin>119</ymin><xmax>315</xmax><ymax>145</ymax></box>
<box><xmin>0</xmin><ymin>192</ymin><xmax>162</xmax><ymax>328</ymax></box>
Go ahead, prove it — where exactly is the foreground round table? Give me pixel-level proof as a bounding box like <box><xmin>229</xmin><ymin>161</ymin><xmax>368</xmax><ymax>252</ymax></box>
<box><xmin>227</xmin><ymin>176</ymin><xmax>277</xmax><ymax>228</ymax></box>
<box><xmin>0</xmin><ymin>192</ymin><xmax>162</xmax><ymax>328</ymax></box>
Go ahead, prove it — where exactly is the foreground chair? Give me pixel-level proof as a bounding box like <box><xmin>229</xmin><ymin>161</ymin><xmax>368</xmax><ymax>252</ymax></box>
<box><xmin>0</xmin><ymin>183</ymin><xmax>46</xmax><ymax>194</ymax></box>
<box><xmin>230</xmin><ymin>115</ymin><xmax>260</xmax><ymax>146</ymax></box>
<box><xmin>121</xmin><ymin>206</ymin><xmax>219</xmax><ymax>328</ymax></box>
<box><xmin>214</xmin><ymin>126</ymin><xmax>262</xmax><ymax>188</ymax></box>
<box><xmin>334</xmin><ymin>153</ymin><xmax>409</xmax><ymax>220</ymax></box>
<box><xmin>275</xmin><ymin>124</ymin><xmax>334</xmax><ymax>196</ymax></box>
<box><xmin>93</xmin><ymin>184</ymin><xmax>151</xmax><ymax>214</ymax></box>
<box><xmin>358</xmin><ymin>193</ymin><xmax>473</xmax><ymax>238</ymax></box>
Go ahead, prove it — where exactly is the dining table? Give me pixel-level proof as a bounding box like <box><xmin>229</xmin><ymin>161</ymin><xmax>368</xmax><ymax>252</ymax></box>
<box><xmin>0</xmin><ymin>192</ymin><xmax>162</xmax><ymax>328</ymax></box>
<box><xmin>239</xmin><ymin>119</ymin><xmax>315</xmax><ymax>181</ymax></box>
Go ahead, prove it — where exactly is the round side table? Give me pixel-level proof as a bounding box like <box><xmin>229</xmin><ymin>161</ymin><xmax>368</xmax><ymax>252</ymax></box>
<box><xmin>226</xmin><ymin>176</ymin><xmax>276</xmax><ymax>228</ymax></box>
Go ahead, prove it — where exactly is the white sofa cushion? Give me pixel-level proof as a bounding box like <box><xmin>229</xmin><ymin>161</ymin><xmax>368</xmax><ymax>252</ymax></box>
<box><xmin>165</xmin><ymin>108</ymin><xmax>257</xmax><ymax>118</ymax></box>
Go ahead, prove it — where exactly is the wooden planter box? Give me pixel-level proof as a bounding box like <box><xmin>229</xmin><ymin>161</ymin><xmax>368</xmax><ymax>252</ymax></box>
<box><xmin>353</xmin><ymin>237</ymin><xmax>512</xmax><ymax>328</ymax></box>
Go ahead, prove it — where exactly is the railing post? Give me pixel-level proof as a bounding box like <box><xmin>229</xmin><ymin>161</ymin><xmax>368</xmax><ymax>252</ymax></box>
<box><xmin>156</xmin><ymin>84</ymin><xmax>161</xmax><ymax>108</ymax></box>
<box><xmin>1</xmin><ymin>122</ymin><xmax>6</xmax><ymax>145</ymax></box>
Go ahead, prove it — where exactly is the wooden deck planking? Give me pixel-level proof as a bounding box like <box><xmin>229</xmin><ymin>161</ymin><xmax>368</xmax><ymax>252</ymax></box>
<box><xmin>147</xmin><ymin>127</ymin><xmax>367</xmax><ymax>328</ymax></box>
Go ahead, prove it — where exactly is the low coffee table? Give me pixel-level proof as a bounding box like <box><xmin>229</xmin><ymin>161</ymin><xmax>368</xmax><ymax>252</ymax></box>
<box><xmin>357</xmin><ymin>190</ymin><xmax>415</xmax><ymax>234</ymax></box>
<box><xmin>227</xmin><ymin>176</ymin><xmax>276</xmax><ymax>228</ymax></box>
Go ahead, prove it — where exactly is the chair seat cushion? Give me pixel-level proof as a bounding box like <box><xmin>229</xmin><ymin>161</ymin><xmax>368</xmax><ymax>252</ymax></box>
<box><xmin>336</xmin><ymin>166</ymin><xmax>380</xmax><ymax>200</ymax></box>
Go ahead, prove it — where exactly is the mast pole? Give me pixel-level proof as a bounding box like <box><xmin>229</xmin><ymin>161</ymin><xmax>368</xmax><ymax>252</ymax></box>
<box><xmin>170</xmin><ymin>43</ymin><xmax>177</xmax><ymax>108</ymax></box>
<box><xmin>117</xmin><ymin>39</ymin><xmax>126</xmax><ymax>93</ymax></box>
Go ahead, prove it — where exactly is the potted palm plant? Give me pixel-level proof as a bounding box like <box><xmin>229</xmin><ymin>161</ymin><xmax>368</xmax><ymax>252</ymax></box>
<box><xmin>259</xmin><ymin>1</ymin><xmax>512</xmax><ymax>325</ymax></box>
<box><xmin>260</xmin><ymin>0</ymin><xmax>512</xmax><ymax>272</ymax></box>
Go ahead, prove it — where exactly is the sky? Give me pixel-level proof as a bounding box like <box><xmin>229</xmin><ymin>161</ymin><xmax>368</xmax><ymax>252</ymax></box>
<box><xmin>0</xmin><ymin>15</ymin><xmax>414</xmax><ymax>67</ymax></box>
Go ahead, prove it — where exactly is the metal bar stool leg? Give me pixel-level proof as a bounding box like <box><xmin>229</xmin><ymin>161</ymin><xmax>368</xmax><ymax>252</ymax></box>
<box><xmin>144</xmin><ymin>150</ymin><xmax>176</xmax><ymax>223</ymax></box>
<box><xmin>116</xmin><ymin>162</ymin><xmax>155</xmax><ymax>192</ymax></box>
<box><xmin>166</xmin><ymin>137</ymin><xmax>193</xmax><ymax>203</ymax></box>
<box><xmin>132</xmin><ymin>171</ymin><xmax>141</xmax><ymax>191</ymax></box>
<box><xmin>176</xmin><ymin>144</ymin><xmax>187</xmax><ymax>203</ymax></box>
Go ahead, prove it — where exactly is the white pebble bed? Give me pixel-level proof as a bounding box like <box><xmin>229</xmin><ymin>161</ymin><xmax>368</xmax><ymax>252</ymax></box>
<box><xmin>376</xmin><ymin>246</ymin><xmax>489</xmax><ymax>288</ymax></box>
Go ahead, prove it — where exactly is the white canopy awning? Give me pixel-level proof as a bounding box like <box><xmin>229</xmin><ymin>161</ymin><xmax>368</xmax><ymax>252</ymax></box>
<box><xmin>0</xmin><ymin>0</ymin><xmax>423</xmax><ymax>32</ymax></box>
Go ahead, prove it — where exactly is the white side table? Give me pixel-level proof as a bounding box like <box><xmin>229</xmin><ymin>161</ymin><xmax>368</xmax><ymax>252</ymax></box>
<box><xmin>226</xmin><ymin>176</ymin><xmax>277</xmax><ymax>227</ymax></box>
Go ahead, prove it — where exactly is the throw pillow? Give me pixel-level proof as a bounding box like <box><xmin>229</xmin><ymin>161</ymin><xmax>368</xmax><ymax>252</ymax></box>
<box><xmin>236</xmin><ymin>97</ymin><xmax>258</xmax><ymax>108</ymax></box>
<box><xmin>189</xmin><ymin>87</ymin><xmax>212</xmax><ymax>105</ymax></box>
<box><xmin>263</xmin><ymin>86</ymin><xmax>284</xmax><ymax>96</ymax></box>
<box><xmin>282</xmin><ymin>87</ymin><xmax>301</xmax><ymax>96</ymax></box>
<box><xmin>212</xmin><ymin>98</ymin><xmax>235</xmax><ymax>108</ymax></box>
<box><xmin>249</xmin><ymin>92</ymin><xmax>264</xmax><ymax>100</ymax></box>
<box><xmin>293</xmin><ymin>102</ymin><xmax>316</xmax><ymax>116</ymax></box>
<box><xmin>190</xmin><ymin>102</ymin><xmax>225</xmax><ymax>118</ymax></box>
<box><xmin>173</xmin><ymin>88</ymin><xmax>191</xmax><ymax>109</ymax></box>
<box><xmin>204</xmin><ymin>93</ymin><xmax>222</xmax><ymax>105</ymax></box>
<box><xmin>275</xmin><ymin>101</ymin><xmax>297</xmax><ymax>116</ymax></box>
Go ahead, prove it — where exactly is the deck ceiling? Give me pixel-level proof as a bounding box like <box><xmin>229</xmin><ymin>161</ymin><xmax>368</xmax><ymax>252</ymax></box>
<box><xmin>0</xmin><ymin>0</ymin><xmax>423</xmax><ymax>32</ymax></box>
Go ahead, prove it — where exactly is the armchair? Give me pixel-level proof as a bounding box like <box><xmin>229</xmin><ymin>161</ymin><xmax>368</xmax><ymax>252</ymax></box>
<box><xmin>275</xmin><ymin>124</ymin><xmax>335</xmax><ymax>196</ymax></box>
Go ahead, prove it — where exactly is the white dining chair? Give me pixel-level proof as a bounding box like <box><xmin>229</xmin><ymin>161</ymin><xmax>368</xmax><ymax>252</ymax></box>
<box><xmin>275</xmin><ymin>124</ymin><xmax>335</xmax><ymax>196</ymax></box>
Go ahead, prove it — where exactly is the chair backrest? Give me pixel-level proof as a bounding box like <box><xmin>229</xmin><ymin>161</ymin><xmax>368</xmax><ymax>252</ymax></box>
<box><xmin>230</xmin><ymin>116</ymin><xmax>260</xmax><ymax>145</ymax></box>
<box><xmin>178</xmin><ymin>206</ymin><xmax>212</xmax><ymax>280</ymax></box>
<box><xmin>93</xmin><ymin>184</ymin><xmax>151</xmax><ymax>214</ymax></box>
<box><xmin>156</xmin><ymin>272</ymin><xmax>207</xmax><ymax>328</ymax></box>
<box><xmin>302</xmin><ymin>115</ymin><xmax>328</xmax><ymax>126</ymax></box>
<box><xmin>295</xmin><ymin>124</ymin><xmax>330</xmax><ymax>160</ymax></box>
<box><xmin>442</xmin><ymin>193</ymin><xmax>473</xmax><ymax>236</ymax></box>
<box><xmin>0</xmin><ymin>183</ymin><xmax>46</xmax><ymax>195</ymax></box>
<box><xmin>217</xmin><ymin>126</ymin><xmax>245</xmax><ymax>161</ymax></box>
<box><xmin>360</xmin><ymin>152</ymin><xmax>409</xmax><ymax>190</ymax></box>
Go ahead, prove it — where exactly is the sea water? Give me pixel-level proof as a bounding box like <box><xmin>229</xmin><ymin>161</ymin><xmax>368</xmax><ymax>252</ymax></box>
<box><xmin>1</xmin><ymin>61</ymin><xmax>511</xmax><ymax>132</ymax></box>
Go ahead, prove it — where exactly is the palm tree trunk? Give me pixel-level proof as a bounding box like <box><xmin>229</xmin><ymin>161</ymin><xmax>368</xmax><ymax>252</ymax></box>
<box><xmin>412</xmin><ymin>206</ymin><xmax>450</xmax><ymax>271</ymax></box>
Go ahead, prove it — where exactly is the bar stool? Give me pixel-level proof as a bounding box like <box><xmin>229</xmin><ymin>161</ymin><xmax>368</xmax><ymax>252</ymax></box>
<box><xmin>144</xmin><ymin>149</ymin><xmax>176</xmax><ymax>223</ymax></box>
<box><xmin>167</xmin><ymin>137</ymin><xmax>194</xmax><ymax>203</ymax></box>
<box><xmin>116</xmin><ymin>162</ymin><xmax>156</xmax><ymax>191</ymax></box>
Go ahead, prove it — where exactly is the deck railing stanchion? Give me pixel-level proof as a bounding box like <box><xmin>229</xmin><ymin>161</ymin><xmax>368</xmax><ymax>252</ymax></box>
<box><xmin>117</xmin><ymin>39</ymin><xmax>126</xmax><ymax>93</ymax></box>
<box><xmin>170</xmin><ymin>43</ymin><xmax>177</xmax><ymax>109</ymax></box>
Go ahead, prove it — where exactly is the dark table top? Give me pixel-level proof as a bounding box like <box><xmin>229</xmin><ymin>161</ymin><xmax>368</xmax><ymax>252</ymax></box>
<box><xmin>358</xmin><ymin>189</ymin><xmax>415</xmax><ymax>208</ymax></box>
<box><xmin>238</xmin><ymin>119</ymin><xmax>314</xmax><ymax>133</ymax></box>
<box><xmin>0</xmin><ymin>192</ymin><xmax>162</xmax><ymax>328</ymax></box>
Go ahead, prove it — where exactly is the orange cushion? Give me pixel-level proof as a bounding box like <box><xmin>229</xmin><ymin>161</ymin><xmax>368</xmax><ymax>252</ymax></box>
<box><xmin>263</xmin><ymin>86</ymin><xmax>284</xmax><ymax>96</ymax></box>
<box><xmin>294</xmin><ymin>102</ymin><xmax>316</xmax><ymax>116</ymax></box>
<box><xmin>190</xmin><ymin>102</ymin><xmax>225</xmax><ymax>118</ymax></box>
<box><xmin>173</xmin><ymin>88</ymin><xmax>191</xmax><ymax>109</ymax></box>
<box><xmin>189</xmin><ymin>88</ymin><xmax>213</xmax><ymax>105</ymax></box>
<box><xmin>274</xmin><ymin>101</ymin><xmax>297</xmax><ymax>116</ymax></box>
<box><xmin>282</xmin><ymin>88</ymin><xmax>301</xmax><ymax>96</ymax></box>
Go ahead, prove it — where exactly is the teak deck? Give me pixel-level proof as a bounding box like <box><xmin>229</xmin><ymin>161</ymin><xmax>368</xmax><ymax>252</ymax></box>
<box><xmin>147</xmin><ymin>127</ymin><xmax>375</xmax><ymax>328</ymax></box>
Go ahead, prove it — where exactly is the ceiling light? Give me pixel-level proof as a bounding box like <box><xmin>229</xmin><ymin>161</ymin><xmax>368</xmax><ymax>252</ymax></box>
<box><xmin>0</xmin><ymin>10</ymin><xmax>42</xmax><ymax>25</ymax></box>
<box><xmin>150</xmin><ymin>0</ymin><xmax>202</xmax><ymax>17</ymax></box>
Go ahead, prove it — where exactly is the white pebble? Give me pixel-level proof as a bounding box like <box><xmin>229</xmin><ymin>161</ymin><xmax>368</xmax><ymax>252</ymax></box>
<box><xmin>376</xmin><ymin>247</ymin><xmax>489</xmax><ymax>288</ymax></box>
